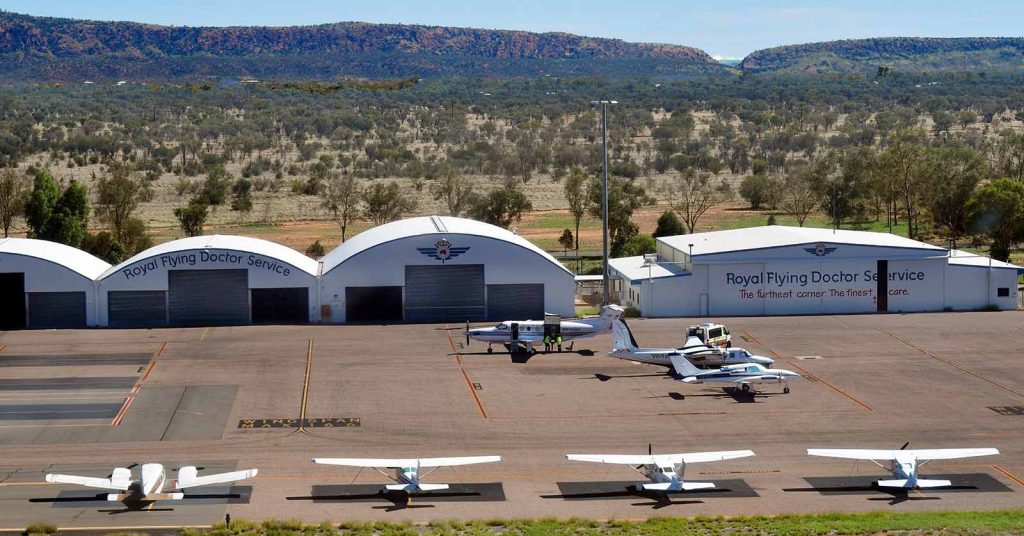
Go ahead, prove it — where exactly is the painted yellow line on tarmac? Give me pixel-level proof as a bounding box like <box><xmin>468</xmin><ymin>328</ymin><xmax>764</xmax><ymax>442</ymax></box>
<box><xmin>199</xmin><ymin>327</ymin><xmax>210</xmax><ymax>342</ymax></box>
<box><xmin>788</xmin><ymin>361</ymin><xmax>873</xmax><ymax>412</ymax></box>
<box><xmin>993</xmin><ymin>464</ymin><xmax>1024</xmax><ymax>487</ymax></box>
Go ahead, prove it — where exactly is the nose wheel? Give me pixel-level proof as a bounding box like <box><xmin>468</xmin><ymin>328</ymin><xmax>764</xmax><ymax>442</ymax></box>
<box><xmin>486</xmin><ymin>345</ymin><xmax>493</xmax><ymax>354</ymax></box>
<box><xmin>783</xmin><ymin>386</ymin><xmax>790</xmax><ymax>394</ymax></box>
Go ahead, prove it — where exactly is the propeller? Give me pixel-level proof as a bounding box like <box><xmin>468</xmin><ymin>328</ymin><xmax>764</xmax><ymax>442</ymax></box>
<box><xmin>465</xmin><ymin>320</ymin><xmax>470</xmax><ymax>347</ymax></box>
<box><xmin>649</xmin><ymin>443</ymin><xmax>653</xmax><ymax>455</ymax></box>
<box><xmin>900</xmin><ymin>442</ymin><xmax>910</xmax><ymax>450</ymax></box>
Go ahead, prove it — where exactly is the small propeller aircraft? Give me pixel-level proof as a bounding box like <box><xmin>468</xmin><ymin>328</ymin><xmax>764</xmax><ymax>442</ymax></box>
<box><xmin>668</xmin><ymin>353</ymin><xmax>799</xmax><ymax>394</ymax></box>
<box><xmin>807</xmin><ymin>444</ymin><xmax>999</xmax><ymax>489</ymax></box>
<box><xmin>465</xmin><ymin>304</ymin><xmax>624</xmax><ymax>354</ymax></box>
<box><xmin>311</xmin><ymin>455</ymin><xmax>502</xmax><ymax>493</ymax></box>
<box><xmin>45</xmin><ymin>463</ymin><xmax>258</xmax><ymax>502</ymax></box>
<box><xmin>610</xmin><ymin>319</ymin><xmax>774</xmax><ymax>368</ymax></box>
<box><xmin>566</xmin><ymin>444</ymin><xmax>755</xmax><ymax>492</ymax></box>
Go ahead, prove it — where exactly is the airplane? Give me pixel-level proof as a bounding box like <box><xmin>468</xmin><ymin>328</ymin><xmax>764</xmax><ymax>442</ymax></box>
<box><xmin>44</xmin><ymin>463</ymin><xmax>258</xmax><ymax>502</ymax></box>
<box><xmin>668</xmin><ymin>353</ymin><xmax>799</xmax><ymax>394</ymax></box>
<box><xmin>311</xmin><ymin>455</ymin><xmax>502</xmax><ymax>493</ymax></box>
<box><xmin>807</xmin><ymin>444</ymin><xmax>1000</xmax><ymax>489</ymax></box>
<box><xmin>566</xmin><ymin>446</ymin><xmax>755</xmax><ymax>492</ymax></box>
<box><xmin>465</xmin><ymin>304</ymin><xmax>624</xmax><ymax>354</ymax></box>
<box><xmin>610</xmin><ymin>319</ymin><xmax>774</xmax><ymax>369</ymax></box>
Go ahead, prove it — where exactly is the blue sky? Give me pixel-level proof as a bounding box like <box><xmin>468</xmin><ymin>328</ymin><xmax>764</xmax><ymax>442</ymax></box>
<box><xmin>4</xmin><ymin>0</ymin><xmax>1023</xmax><ymax>58</ymax></box>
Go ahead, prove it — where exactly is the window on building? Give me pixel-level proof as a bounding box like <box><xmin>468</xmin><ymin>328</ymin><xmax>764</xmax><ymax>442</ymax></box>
<box><xmin>997</xmin><ymin>287</ymin><xmax>1010</xmax><ymax>297</ymax></box>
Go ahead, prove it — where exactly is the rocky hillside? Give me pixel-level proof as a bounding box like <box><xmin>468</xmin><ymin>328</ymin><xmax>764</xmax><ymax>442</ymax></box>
<box><xmin>0</xmin><ymin>11</ymin><xmax>725</xmax><ymax>81</ymax></box>
<box><xmin>741</xmin><ymin>37</ymin><xmax>1024</xmax><ymax>74</ymax></box>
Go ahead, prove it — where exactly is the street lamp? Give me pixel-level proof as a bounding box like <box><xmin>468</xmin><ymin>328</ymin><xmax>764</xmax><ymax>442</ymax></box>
<box><xmin>591</xmin><ymin>100</ymin><xmax>617</xmax><ymax>305</ymax></box>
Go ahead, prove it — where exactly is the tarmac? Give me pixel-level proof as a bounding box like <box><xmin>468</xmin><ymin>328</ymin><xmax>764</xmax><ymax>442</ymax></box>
<box><xmin>0</xmin><ymin>311</ymin><xmax>1022</xmax><ymax>528</ymax></box>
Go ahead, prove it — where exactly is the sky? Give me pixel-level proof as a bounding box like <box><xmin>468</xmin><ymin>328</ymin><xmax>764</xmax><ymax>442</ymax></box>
<box><xmin>3</xmin><ymin>0</ymin><xmax>1023</xmax><ymax>59</ymax></box>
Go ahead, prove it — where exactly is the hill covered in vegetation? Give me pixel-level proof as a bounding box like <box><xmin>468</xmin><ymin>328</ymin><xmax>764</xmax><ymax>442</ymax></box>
<box><xmin>741</xmin><ymin>37</ymin><xmax>1024</xmax><ymax>75</ymax></box>
<box><xmin>0</xmin><ymin>11</ymin><xmax>726</xmax><ymax>81</ymax></box>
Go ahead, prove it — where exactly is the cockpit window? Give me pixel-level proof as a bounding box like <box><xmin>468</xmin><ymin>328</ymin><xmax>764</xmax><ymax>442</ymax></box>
<box><xmin>497</xmin><ymin>323</ymin><xmax>508</xmax><ymax>329</ymax></box>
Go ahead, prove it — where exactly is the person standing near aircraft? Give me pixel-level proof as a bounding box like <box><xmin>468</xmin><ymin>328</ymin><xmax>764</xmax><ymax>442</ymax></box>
<box><xmin>557</xmin><ymin>335</ymin><xmax>563</xmax><ymax>352</ymax></box>
<box><xmin>543</xmin><ymin>334</ymin><xmax>551</xmax><ymax>353</ymax></box>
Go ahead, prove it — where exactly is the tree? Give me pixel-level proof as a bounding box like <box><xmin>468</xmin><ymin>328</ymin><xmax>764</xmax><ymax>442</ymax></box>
<box><xmin>305</xmin><ymin>154</ymin><xmax>332</xmax><ymax>195</ymax></box>
<box><xmin>877</xmin><ymin>130</ymin><xmax>928</xmax><ymax>239</ymax></box>
<box><xmin>25</xmin><ymin>170</ymin><xmax>60</xmax><ymax>239</ymax></box>
<box><xmin>362</xmin><ymin>182</ymin><xmax>417</xmax><ymax>226</ymax></box>
<box><xmin>321</xmin><ymin>173</ymin><xmax>362</xmax><ymax>241</ymax></box>
<box><xmin>82</xmin><ymin>230</ymin><xmax>127</xmax><ymax>264</ymax></box>
<box><xmin>967</xmin><ymin>178</ymin><xmax>1024</xmax><ymax>262</ymax></box>
<box><xmin>305</xmin><ymin>240</ymin><xmax>326</xmax><ymax>258</ymax></box>
<box><xmin>469</xmin><ymin>179</ymin><xmax>532</xmax><ymax>228</ymax></box>
<box><xmin>197</xmin><ymin>165</ymin><xmax>232</xmax><ymax>206</ymax></box>
<box><xmin>0</xmin><ymin>168</ymin><xmax>28</xmax><ymax>237</ymax></box>
<box><xmin>564</xmin><ymin>166</ymin><xmax>588</xmax><ymax>254</ymax></box>
<box><xmin>739</xmin><ymin>173</ymin><xmax>773</xmax><ymax>210</ymax></box>
<box><xmin>779</xmin><ymin>168</ymin><xmax>819</xmax><ymax>227</ymax></box>
<box><xmin>45</xmin><ymin>180</ymin><xmax>90</xmax><ymax>247</ymax></box>
<box><xmin>558</xmin><ymin>229</ymin><xmax>574</xmax><ymax>254</ymax></box>
<box><xmin>652</xmin><ymin>210</ymin><xmax>685</xmax><ymax>238</ymax></box>
<box><xmin>231</xmin><ymin>178</ymin><xmax>253</xmax><ymax>213</ymax></box>
<box><xmin>926</xmin><ymin>145</ymin><xmax>988</xmax><ymax>244</ymax></box>
<box><xmin>174</xmin><ymin>202</ymin><xmax>209</xmax><ymax>237</ymax></box>
<box><xmin>96</xmin><ymin>165</ymin><xmax>152</xmax><ymax>243</ymax></box>
<box><xmin>621</xmin><ymin>234</ymin><xmax>656</xmax><ymax>257</ymax></box>
<box><xmin>429</xmin><ymin>165</ymin><xmax>476</xmax><ymax>217</ymax></box>
<box><xmin>588</xmin><ymin>176</ymin><xmax>654</xmax><ymax>256</ymax></box>
<box><xmin>667</xmin><ymin>170</ymin><xmax>725</xmax><ymax>233</ymax></box>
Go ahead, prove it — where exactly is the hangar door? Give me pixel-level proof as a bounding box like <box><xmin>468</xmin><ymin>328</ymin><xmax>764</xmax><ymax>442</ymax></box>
<box><xmin>405</xmin><ymin>265</ymin><xmax>485</xmax><ymax>322</ymax></box>
<box><xmin>0</xmin><ymin>273</ymin><xmax>26</xmax><ymax>329</ymax></box>
<box><xmin>487</xmin><ymin>284</ymin><xmax>544</xmax><ymax>320</ymax></box>
<box><xmin>252</xmin><ymin>288</ymin><xmax>309</xmax><ymax>324</ymax></box>
<box><xmin>28</xmin><ymin>292</ymin><xmax>86</xmax><ymax>328</ymax></box>
<box><xmin>109</xmin><ymin>291</ymin><xmax>167</xmax><ymax>328</ymax></box>
<box><xmin>346</xmin><ymin>286</ymin><xmax>402</xmax><ymax>322</ymax></box>
<box><xmin>168</xmin><ymin>269</ymin><xmax>249</xmax><ymax>326</ymax></box>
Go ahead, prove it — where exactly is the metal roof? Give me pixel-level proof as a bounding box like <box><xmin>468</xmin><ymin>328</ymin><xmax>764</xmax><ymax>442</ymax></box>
<box><xmin>609</xmin><ymin>255</ymin><xmax>688</xmax><ymax>282</ymax></box>
<box><xmin>0</xmin><ymin>237</ymin><xmax>111</xmax><ymax>280</ymax></box>
<box><xmin>659</xmin><ymin>226</ymin><xmax>947</xmax><ymax>258</ymax></box>
<box><xmin>947</xmin><ymin>250</ymin><xmax>1021</xmax><ymax>270</ymax></box>
<box><xmin>321</xmin><ymin>216</ymin><xmax>571</xmax><ymax>275</ymax></box>
<box><xmin>99</xmin><ymin>235</ymin><xmax>319</xmax><ymax>279</ymax></box>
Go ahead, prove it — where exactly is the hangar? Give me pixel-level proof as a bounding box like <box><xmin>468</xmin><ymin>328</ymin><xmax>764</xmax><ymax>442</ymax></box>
<box><xmin>320</xmin><ymin>216</ymin><xmax>574</xmax><ymax>323</ymax></box>
<box><xmin>0</xmin><ymin>238</ymin><xmax>110</xmax><ymax>329</ymax></box>
<box><xmin>610</xmin><ymin>226</ymin><xmax>1021</xmax><ymax>317</ymax></box>
<box><xmin>97</xmin><ymin>235</ymin><xmax>319</xmax><ymax>327</ymax></box>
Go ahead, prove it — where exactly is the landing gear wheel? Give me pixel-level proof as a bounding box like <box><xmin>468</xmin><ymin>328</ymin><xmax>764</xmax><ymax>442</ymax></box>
<box><xmin>486</xmin><ymin>346</ymin><xmax>493</xmax><ymax>354</ymax></box>
<box><xmin>741</xmin><ymin>383</ymin><xmax>751</xmax><ymax>393</ymax></box>
<box><xmin>783</xmin><ymin>386</ymin><xmax>790</xmax><ymax>394</ymax></box>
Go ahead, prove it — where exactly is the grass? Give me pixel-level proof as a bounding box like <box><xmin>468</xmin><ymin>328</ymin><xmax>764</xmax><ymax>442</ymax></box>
<box><xmin>171</xmin><ymin>510</ymin><xmax>1024</xmax><ymax>535</ymax></box>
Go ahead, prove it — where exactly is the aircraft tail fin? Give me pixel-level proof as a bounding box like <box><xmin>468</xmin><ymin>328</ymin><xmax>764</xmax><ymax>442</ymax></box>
<box><xmin>582</xmin><ymin>305</ymin><xmax>625</xmax><ymax>331</ymax></box>
<box><xmin>611</xmin><ymin>320</ymin><xmax>639</xmax><ymax>351</ymax></box>
<box><xmin>668</xmin><ymin>354</ymin><xmax>701</xmax><ymax>379</ymax></box>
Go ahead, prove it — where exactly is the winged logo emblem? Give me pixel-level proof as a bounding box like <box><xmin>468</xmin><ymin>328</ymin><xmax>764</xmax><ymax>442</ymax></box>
<box><xmin>803</xmin><ymin>243</ymin><xmax>837</xmax><ymax>257</ymax></box>
<box><xmin>417</xmin><ymin>238</ymin><xmax>470</xmax><ymax>263</ymax></box>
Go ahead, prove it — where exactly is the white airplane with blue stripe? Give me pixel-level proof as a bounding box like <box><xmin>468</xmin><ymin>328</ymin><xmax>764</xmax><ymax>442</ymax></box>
<box><xmin>610</xmin><ymin>319</ymin><xmax>775</xmax><ymax>368</ymax></box>
<box><xmin>45</xmin><ymin>463</ymin><xmax>257</xmax><ymax>502</ymax></box>
<box><xmin>566</xmin><ymin>447</ymin><xmax>755</xmax><ymax>492</ymax></box>
<box><xmin>668</xmin><ymin>353</ymin><xmax>799</xmax><ymax>394</ymax></box>
<box><xmin>807</xmin><ymin>445</ymin><xmax>999</xmax><ymax>489</ymax></box>
<box><xmin>312</xmin><ymin>455</ymin><xmax>502</xmax><ymax>493</ymax></box>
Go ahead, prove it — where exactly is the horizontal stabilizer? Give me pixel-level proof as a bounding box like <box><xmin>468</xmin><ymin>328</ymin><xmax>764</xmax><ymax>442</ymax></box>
<box><xmin>416</xmin><ymin>483</ymin><xmax>450</xmax><ymax>491</ymax></box>
<box><xmin>682</xmin><ymin>482</ymin><xmax>716</xmax><ymax>491</ymax></box>
<box><xmin>668</xmin><ymin>354</ymin><xmax>702</xmax><ymax>378</ymax></box>
<box><xmin>385</xmin><ymin>483</ymin><xmax>415</xmax><ymax>491</ymax></box>
<box><xmin>639</xmin><ymin>482</ymin><xmax>675</xmax><ymax>491</ymax></box>
<box><xmin>911</xmin><ymin>479</ymin><xmax>953</xmax><ymax>488</ymax></box>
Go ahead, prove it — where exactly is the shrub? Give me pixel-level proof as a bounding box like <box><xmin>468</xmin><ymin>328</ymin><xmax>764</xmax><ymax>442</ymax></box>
<box><xmin>24</xmin><ymin>523</ymin><xmax>57</xmax><ymax>535</ymax></box>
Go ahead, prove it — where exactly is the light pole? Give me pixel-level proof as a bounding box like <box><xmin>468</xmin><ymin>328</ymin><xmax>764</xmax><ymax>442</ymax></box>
<box><xmin>591</xmin><ymin>100</ymin><xmax>617</xmax><ymax>305</ymax></box>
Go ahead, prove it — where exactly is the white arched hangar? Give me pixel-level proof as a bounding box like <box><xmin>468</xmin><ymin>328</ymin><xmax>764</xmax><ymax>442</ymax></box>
<box><xmin>320</xmin><ymin>216</ymin><xmax>574</xmax><ymax>323</ymax></box>
<box><xmin>97</xmin><ymin>235</ymin><xmax>319</xmax><ymax>327</ymax></box>
<box><xmin>0</xmin><ymin>238</ymin><xmax>110</xmax><ymax>328</ymax></box>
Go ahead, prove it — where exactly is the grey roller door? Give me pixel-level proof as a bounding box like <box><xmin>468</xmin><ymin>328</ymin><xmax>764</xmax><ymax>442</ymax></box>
<box><xmin>404</xmin><ymin>264</ymin><xmax>485</xmax><ymax>322</ymax></box>
<box><xmin>27</xmin><ymin>292</ymin><xmax>86</xmax><ymax>328</ymax></box>
<box><xmin>108</xmin><ymin>291</ymin><xmax>167</xmax><ymax>328</ymax></box>
<box><xmin>168</xmin><ymin>269</ymin><xmax>249</xmax><ymax>326</ymax></box>
<box><xmin>487</xmin><ymin>284</ymin><xmax>544</xmax><ymax>321</ymax></box>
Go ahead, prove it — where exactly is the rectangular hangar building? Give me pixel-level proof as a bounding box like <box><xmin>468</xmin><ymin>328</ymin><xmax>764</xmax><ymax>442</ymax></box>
<box><xmin>97</xmin><ymin>235</ymin><xmax>320</xmax><ymax>327</ymax></box>
<box><xmin>610</xmin><ymin>226</ymin><xmax>1021</xmax><ymax>317</ymax></box>
<box><xmin>320</xmin><ymin>216</ymin><xmax>574</xmax><ymax>323</ymax></box>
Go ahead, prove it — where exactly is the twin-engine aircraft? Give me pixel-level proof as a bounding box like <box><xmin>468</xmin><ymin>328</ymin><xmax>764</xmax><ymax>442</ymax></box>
<box><xmin>807</xmin><ymin>445</ymin><xmax>1000</xmax><ymax>489</ymax></box>
<box><xmin>610</xmin><ymin>320</ymin><xmax>774</xmax><ymax>369</ymax></box>
<box><xmin>566</xmin><ymin>447</ymin><xmax>755</xmax><ymax>492</ymax></box>
<box><xmin>45</xmin><ymin>463</ymin><xmax>258</xmax><ymax>502</ymax></box>
<box><xmin>312</xmin><ymin>456</ymin><xmax>502</xmax><ymax>493</ymax></box>
<box><xmin>465</xmin><ymin>305</ymin><xmax>624</xmax><ymax>354</ymax></box>
<box><xmin>669</xmin><ymin>353</ymin><xmax>800</xmax><ymax>394</ymax></box>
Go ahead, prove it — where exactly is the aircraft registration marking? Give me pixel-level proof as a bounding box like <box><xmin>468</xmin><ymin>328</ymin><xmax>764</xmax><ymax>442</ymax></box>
<box><xmin>237</xmin><ymin>417</ymin><xmax>360</xmax><ymax>428</ymax></box>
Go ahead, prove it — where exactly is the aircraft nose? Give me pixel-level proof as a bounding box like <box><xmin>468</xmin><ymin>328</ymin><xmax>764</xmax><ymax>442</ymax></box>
<box><xmin>752</xmin><ymin>355</ymin><xmax>775</xmax><ymax>365</ymax></box>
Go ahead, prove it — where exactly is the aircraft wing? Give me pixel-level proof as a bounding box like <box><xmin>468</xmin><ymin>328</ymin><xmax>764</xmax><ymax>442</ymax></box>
<box><xmin>174</xmin><ymin>467</ymin><xmax>258</xmax><ymax>490</ymax></box>
<box><xmin>312</xmin><ymin>458</ymin><xmax>419</xmax><ymax>468</ymax></box>
<box><xmin>566</xmin><ymin>454</ymin><xmax>657</xmax><ymax>465</ymax></box>
<box><xmin>678</xmin><ymin>450</ymin><xmax>756</xmax><ymax>464</ymax></box>
<box><xmin>808</xmin><ymin>448</ymin><xmax>998</xmax><ymax>461</ymax></box>
<box><xmin>417</xmin><ymin>456</ymin><xmax>503</xmax><ymax>467</ymax></box>
<box><xmin>45</xmin><ymin>474</ymin><xmax>129</xmax><ymax>491</ymax></box>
